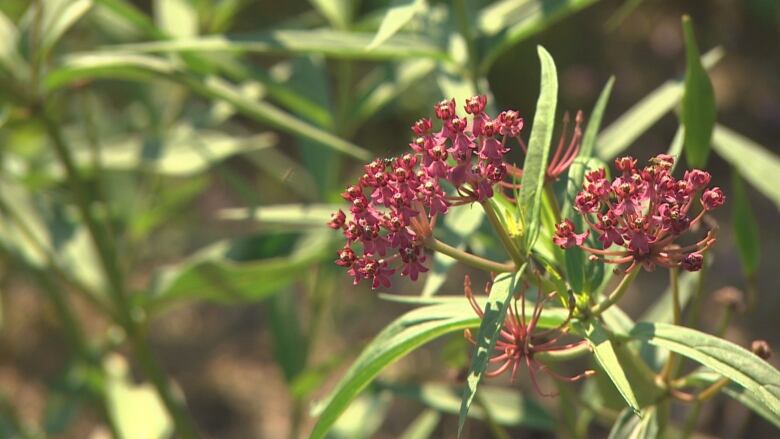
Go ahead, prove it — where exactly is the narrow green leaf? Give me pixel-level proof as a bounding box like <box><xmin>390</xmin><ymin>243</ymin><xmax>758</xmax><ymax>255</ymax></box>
<box><xmin>607</xmin><ymin>406</ymin><xmax>659</xmax><ymax>439</ymax></box>
<box><xmin>45</xmin><ymin>54</ymin><xmax>371</xmax><ymax>161</ymax></box>
<box><xmin>268</xmin><ymin>291</ymin><xmax>307</xmax><ymax>382</ymax></box>
<box><xmin>350</xmin><ymin>59</ymin><xmax>436</xmax><ymax>127</ymax></box>
<box><xmin>712</xmin><ymin>124</ymin><xmax>780</xmax><ymax>210</ymax></box>
<box><xmin>382</xmin><ymin>382</ymin><xmax>555</xmax><ymax>431</ymax></box>
<box><xmin>519</xmin><ymin>46</ymin><xmax>557</xmax><ymax>251</ymax></box>
<box><xmin>458</xmin><ymin>267</ymin><xmax>526</xmax><ymax>435</ymax></box>
<box><xmin>309</xmin><ymin>286</ymin><xmax>564</xmax><ymax>439</ymax></box>
<box><xmin>399</xmin><ymin>410</ymin><xmax>440</xmax><ymax>439</ymax></box>
<box><xmin>368</xmin><ymin>0</ymin><xmax>426</xmax><ymax>50</ymax></box>
<box><xmin>477</xmin><ymin>0</ymin><xmax>599</xmax><ymax>74</ymax></box>
<box><xmin>0</xmin><ymin>10</ymin><xmax>27</xmax><ymax>79</ymax></box>
<box><xmin>580</xmin><ymin>77</ymin><xmax>616</xmax><ymax>160</ymax></box>
<box><xmin>220</xmin><ymin>204</ymin><xmax>340</xmax><ymax>228</ymax></box>
<box><xmin>597</xmin><ymin>47</ymin><xmax>723</xmax><ymax>160</ymax></box>
<box><xmin>686</xmin><ymin>370</ymin><xmax>780</xmax><ymax>429</ymax></box>
<box><xmin>731</xmin><ymin>171</ymin><xmax>760</xmax><ymax>277</ymax></box>
<box><xmin>680</xmin><ymin>16</ymin><xmax>716</xmax><ymax>168</ymax></box>
<box><xmin>630</xmin><ymin>322</ymin><xmax>780</xmax><ymax>416</ymax></box>
<box><xmin>639</xmin><ymin>269</ymin><xmax>700</xmax><ymax>324</ymax></box>
<box><xmin>38</xmin><ymin>0</ymin><xmax>94</xmax><ymax>59</ymax></box>
<box><xmin>581</xmin><ymin>321</ymin><xmax>642</xmax><ymax>414</ymax></box>
<box><xmin>102</xmin><ymin>30</ymin><xmax>448</xmax><ymax>61</ymax></box>
<box><xmin>148</xmin><ymin>232</ymin><xmax>332</xmax><ymax>310</ymax></box>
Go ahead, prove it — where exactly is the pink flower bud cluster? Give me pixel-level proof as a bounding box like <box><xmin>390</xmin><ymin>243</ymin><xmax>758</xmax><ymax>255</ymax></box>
<box><xmin>554</xmin><ymin>154</ymin><xmax>725</xmax><ymax>273</ymax></box>
<box><xmin>329</xmin><ymin>96</ymin><xmax>525</xmax><ymax>289</ymax></box>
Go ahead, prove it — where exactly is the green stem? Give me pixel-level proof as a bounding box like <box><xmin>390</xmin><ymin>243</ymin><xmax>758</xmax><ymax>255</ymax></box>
<box><xmin>660</xmin><ymin>269</ymin><xmax>681</xmax><ymax>380</ymax></box>
<box><xmin>425</xmin><ymin>237</ymin><xmax>515</xmax><ymax>273</ymax></box>
<box><xmin>481</xmin><ymin>200</ymin><xmax>525</xmax><ymax>267</ymax></box>
<box><xmin>589</xmin><ymin>269</ymin><xmax>639</xmax><ymax>316</ymax></box>
<box><xmin>535</xmin><ymin>341</ymin><xmax>591</xmax><ymax>362</ymax></box>
<box><xmin>685</xmin><ymin>254</ymin><xmax>708</xmax><ymax>328</ymax></box>
<box><xmin>41</xmin><ymin>109</ymin><xmax>200</xmax><ymax>439</ymax></box>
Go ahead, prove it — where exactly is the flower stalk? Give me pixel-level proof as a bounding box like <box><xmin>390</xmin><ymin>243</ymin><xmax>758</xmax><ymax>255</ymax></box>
<box><xmin>481</xmin><ymin>200</ymin><xmax>526</xmax><ymax>267</ymax></box>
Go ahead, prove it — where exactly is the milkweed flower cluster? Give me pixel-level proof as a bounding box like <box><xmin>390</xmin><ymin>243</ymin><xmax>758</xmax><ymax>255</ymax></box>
<box><xmin>329</xmin><ymin>96</ymin><xmax>525</xmax><ymax>289</ymax></box>
<box><xmin>464</xmin><ymin>276</ymin><xmax>594</xmax><ymax>395</ymax></box>
<box><xmin>553</xmin><ymin>154</ymin><xmax>725</xmax><ymax>273</ymax></box>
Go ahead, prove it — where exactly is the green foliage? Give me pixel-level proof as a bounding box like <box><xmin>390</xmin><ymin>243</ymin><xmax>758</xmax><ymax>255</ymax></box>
<box><xmin>731</xmin><ymin>171</ymin><xmax>760</xmax><ymax>277</ymax></box>
<box><xmin>519</xmin><ymin>47</ymin><xmax>557</xmax><ymax>251</ymax></box>
<box><xmin>680</xmin><ymin>15</ymin><xmax>716</xmax><ymax>168</ymax></box>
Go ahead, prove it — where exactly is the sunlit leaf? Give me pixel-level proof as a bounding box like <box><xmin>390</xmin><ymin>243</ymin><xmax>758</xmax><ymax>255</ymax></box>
<box><xmin>730</xmin><ymin>171</ymin><xmax>760</xmax><ymax>277</ymax></box>
<box><xmin>477</xmin><ymin>0</ymin><xmax>599</xmax><ymax>74</ymax></box>
<box><xmin>630</xmin><ymin>322</ymin><xmax>780</xmax><ymax>416</ymax></box>
<box><xmin>712</xmin><ymin>124</ymin><xmax>780</xmax><ymax>211</ymax></box>
<box><xmin>368</xmin><ymin>0</ymin><xmax>426</xmax><ymax>50</ymax></box>
<box><xmin>596</xmin><ymin>47</ymin><xmax>723</xmax><ymax>160</ymax></box>
<box><xmin>680</xmin><ymin>16</ymin><xmax>716</xmax><ymax>168</ymax></box>
<box><xmin>33</xmin><ymin>0</ymin><xmax>94</xmax><ymax>60</ymax></box>
<box><xmin>579</xmin><ymin>321</ymin><xmax>642</xmax><ymax>414</ymax></box>
<box><xmin>154</xmin><ymin>0</ymin><xmax>197</xmax><ymax>38</ymax></box>
<box><xmin>309</xmin><ymin>0</ymin><xmax>352</xmax><ymax>29</ymax></box>
<box><xmin>46</xmin><ymin>54</ymin><xmax>371</xmax><ymax>161</ymax></box>
<box><xmin>329</xmin><ymin>392</ymin><xmax>393</xmax><ymax>439</ymax></box>
<box><xmin>104</xmin><ymin>354</ymin><xmax>173</xmax><ymax>439</ymax></box>
<box><xmin>519</xmin><ymin>46</ymin><xmax>557</xmax><ymax>251</ymax></box>
<box><xmin>220</xmin><ymin>204</ymin><xmax>339</xmax><ymax>229</ymax></box>
<box><xmin>309</xmin><ymin>289</ymin><xmax>565</xmax><ymax>439</ymax></box>
<box><xmin>458</xmin><ymin>268</ymin><xmax>526</xmax><ymax>435</ymax></box>
<box><xmin>102</xmin><ymin>30</ymin><xmax>448</xmax><ymax>61</ymax></box>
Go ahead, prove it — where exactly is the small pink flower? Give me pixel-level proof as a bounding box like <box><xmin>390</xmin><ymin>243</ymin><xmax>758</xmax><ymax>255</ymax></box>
<box><xmin>702</xmin><ymin>187</ymin><xmax>726</xmax><ymax>210</ymax></box>
<box><xmin>553</xmin><ymin>219</ymin><xmax>589</xmax><ymax>249</ymax></box>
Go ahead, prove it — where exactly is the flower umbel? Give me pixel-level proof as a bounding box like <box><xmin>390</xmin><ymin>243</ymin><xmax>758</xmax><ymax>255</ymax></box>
<box><xmin>330</xmin><ymin>96</ymin><xmax>525</xmax><ymax>289</ymax></box>
<box><xmin>554</xmin><ymin>154</ymin><xmax>724</xmax><ymax>273</ymax></box>
<box><xmin>463</xmin><ymin>276</ymin><xmax>594</xmax><ymax>396</ymax></box>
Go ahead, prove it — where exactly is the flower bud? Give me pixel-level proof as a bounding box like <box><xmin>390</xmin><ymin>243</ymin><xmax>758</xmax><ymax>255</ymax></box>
<box><xmin>751</xmin><ymin>340</ymin><xmax>772</xmax><ymax>360</ymax></box>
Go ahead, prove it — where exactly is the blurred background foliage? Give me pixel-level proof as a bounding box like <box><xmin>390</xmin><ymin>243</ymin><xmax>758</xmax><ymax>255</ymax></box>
<box><xmin>0</xmin><ymin>0</ymin><xmax>778</xmax><ymax>438</ymax></box>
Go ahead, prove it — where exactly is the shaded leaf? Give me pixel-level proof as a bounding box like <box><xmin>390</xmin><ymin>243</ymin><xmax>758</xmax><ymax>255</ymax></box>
<box><xmin>519</xmin><ymin>46</ymin><xmax>557</xmax><ymax>251</ymax></box>
<box><xmin>458</xmin><ymin>268</ymin><xmax>526</xmax><ymax>435</ymax></box>
<box><xmin>607</xmin><ymin>406</ymin><xmax>659</xmax><ymax>439</ymax></box>
<box><xmin>220</xmin><ymin>204</ymin><xmax>340</xmax><ymax>228</ymax></box>
<box><xmin>680</xmin><ymin>16</ymin><xmax>716</xmax><ymax>168</ymax></box>
<box><xmin>148</xmin><ymin>232</ymin><xmax>332</xmax><ymax>309</ymax></box>
<box><xmin>630</xmin><ymin>322</ymin><xmax>780</xmax><ymax>416</ymax></box>
<box><xmin>730</xmin><ymin>171</ymin><xmax>760</xmax><ymax>277</ymax></box>
<box><xmin>309</xmin><ymin>0</ymin><xmax>352</xmax><ymax>29</ymax></box>
<box><xmin>382</xmin><ymin>382</ymin><xmax>554</xmax><ymax>431</ymax></box>
<box><xmin>686</xmin><ymin>370</ymin><xmax>780</xmax><ymax>429</ymax></box>
<box><xmin>36</xmin><ymin>0</ymin><xmax>94</xmax><ymax>60</ymax></box>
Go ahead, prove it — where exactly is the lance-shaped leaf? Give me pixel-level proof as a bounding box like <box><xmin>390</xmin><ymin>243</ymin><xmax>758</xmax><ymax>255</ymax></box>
<box><xmin>519</xmin><ymin>46</ymin><xmax>557</xmax><ymax>251</ymax></box>
<box><xmin>630</xmin><ymin>322</ymin><xmax>780</xmax><ymax>417</ymax></box>
<box><xmin>607</xmin><ymin>406</ymin><xmax>660</xmax><ymax>439</ymax></box>
<box><xmin>712</xmin><ymin>124</ymin><xmax>780</xmax><ymax>211</ymax></box>
<box><xmin>579</xmin><ymin>321</ymin><xmax>642</xmax><ymax>415</ymax></box>
<box><xmin>457</xmin><ymin>267</ymin><xmax>526</xmax><ymax>435</ymax></box>
<box><xmin>730</xmin><ymin>170</ymin><xmax>760</xmax><ymax>277</ymax></box>
<box><xmin>685</xmin><ymin>370</ymin><xmax>780</xmax><ymax>429</ymax></box>
<box><xmin>680</xmin><ymin>15</ymin><xmax>716</xmax><ymax>168</ymax></box>
<box><xmin>596</xmin><ymin>47</ymin><xmax>723</xmax><ymax>160</ymax></box>
<box><xmin>309</xmin><ymin>278</ymin><xmax>566</xmax><ymax>439</ymax></box>
<box><xmin>368</xmin><ymin>0</ymin><xmax>426</xmax><ymax>50</ymax></box>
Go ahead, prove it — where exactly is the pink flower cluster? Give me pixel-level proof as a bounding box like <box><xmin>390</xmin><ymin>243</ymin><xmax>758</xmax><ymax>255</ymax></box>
<box><xmin>553</xmin><ymin>154</ymin><xmax>725</xmax><ymax>273</ymax></box>
<box><xmin>328</xmin><ymin>96</ymin><xmax>524</xmax><ymax>289</ymax></box>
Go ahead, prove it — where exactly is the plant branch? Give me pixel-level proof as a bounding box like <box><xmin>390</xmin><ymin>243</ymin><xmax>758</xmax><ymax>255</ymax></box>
<box><xmin>40</xmin><ymin>108</ymin><xmax>200</xmax><ymax>439</ymax></box>
<box><xmin>589</xmin><ymin>269</ymin><xmax>639</xmax><ymax>316</ymax></box>
<box><xmin>424</xmin><ymin>237</ymin><xmax>515</xmax><ymax>273</ymax></box>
